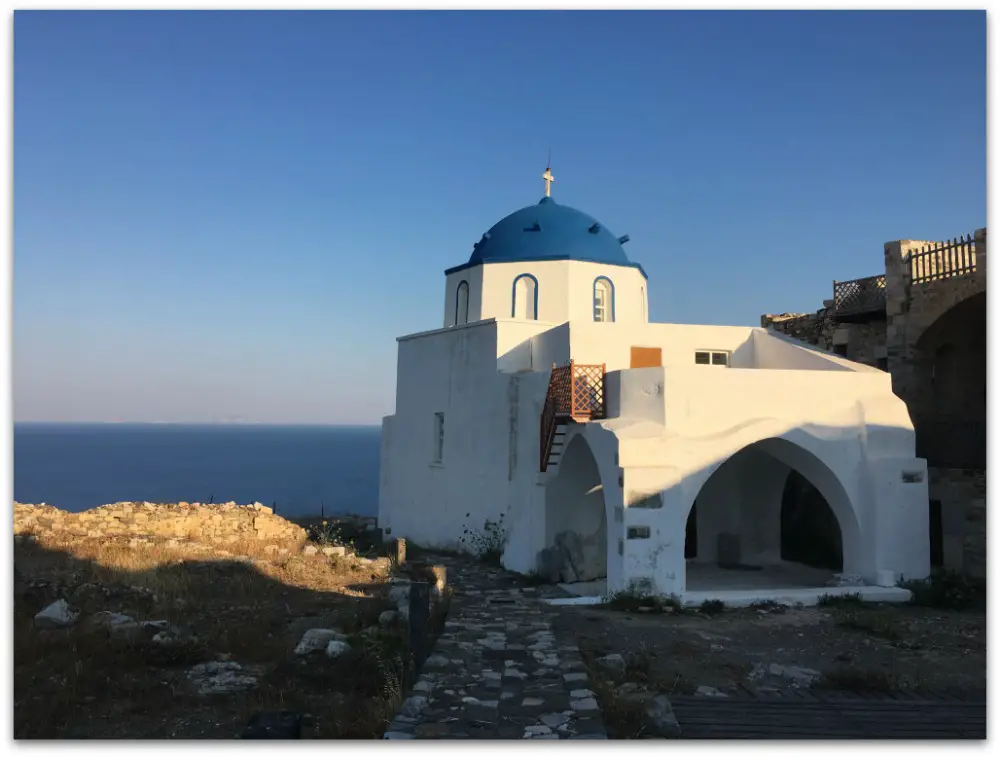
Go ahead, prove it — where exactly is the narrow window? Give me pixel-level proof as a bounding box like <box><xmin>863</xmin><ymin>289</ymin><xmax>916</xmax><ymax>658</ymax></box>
<box><xmin>929</xmin><ymin>499</ymin><xmax>943</xmax><ymax>567</ymax></box>
<box><xmin>877</xmin><ymin>357</ymin><xmax>888</xmax><ymax>372</ymax></box>
<box><xmin>432</xmin><ymin>413</ymin><xmax>445</xmax><ymax>463</ymax></box>
<box><xmin>511</xmin><ymin>274</ymin><xmax>538</xmax><ymax>320</ymax></box>
<box><xmin>695</xmin><ymin>351</ymin><xmax>729</xmax><ymax>366</ymax></box>
<box><xmin>593</xmin><ymin>277</ymin><xmax>614</xmax><ymax>322</ymax></box>
<box><xmin>640</xmin><ymin>286</ymin><xmax>647</xmax><ymax>322</ymax></box>
<box><xmin>455</xmin><ymin>281</ymin><xmax>469</xmax><ymax>326</ymax></box>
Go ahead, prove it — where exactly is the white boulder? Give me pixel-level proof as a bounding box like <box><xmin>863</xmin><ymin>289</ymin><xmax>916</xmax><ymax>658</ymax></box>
<box><xmin>294</xmin><ymin>628</ymin><xmax>347</xmax><ymax>655</ymax></box>
<box><xmin>34</xmin><ymin>599</ymin><xmax>79</xmax><ymax>629</ymax></box>
<box><xmin>325</xmin><ymin>640</ymin><xmax>351</xmax><ymax>658</ymax></box>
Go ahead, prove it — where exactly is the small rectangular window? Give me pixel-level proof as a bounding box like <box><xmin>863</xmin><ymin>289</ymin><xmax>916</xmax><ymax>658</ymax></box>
<box><xmin>877</xmin><ymin>357</ymin><xmax>888</xmax><ymax>372</ymax></box>
<box><xmin>432</xmin><ymin>413</ymin><xmax>445</xmax><ymax>463</ymax></box>
<box><xmin>695</xmin><ymin>351</ymin><xmax>729</xmax><ymax>366</ymax></box>
<box><xmin>833</xmin><ymin>344</ymin><xmax>848</xmax><ymax>357</ymax></box>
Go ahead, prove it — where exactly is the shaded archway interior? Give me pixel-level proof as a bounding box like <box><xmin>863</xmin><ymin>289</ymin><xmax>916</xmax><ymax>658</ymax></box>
<box><xmin>540</xmin><ymin>435</ymin><xmax>608</xmax><ymax>586</ymax></box>
<box><xmin>684</xmin><ymin>439</ymin><xmax>848</xmax><ymax>592</ymax></box>
<box><xmin>911</xmin><ymin>291</ymin><xmax>986</xmax><ymax>469</ymax></box>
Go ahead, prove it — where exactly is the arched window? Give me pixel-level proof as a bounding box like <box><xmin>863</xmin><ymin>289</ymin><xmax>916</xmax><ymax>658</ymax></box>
<box><xmin>593</xmin><ymin>277</ymin><xmax>614</xmax><ymax>322</ymax></box>
<box><xmin>455</xmin><ymin>281</ymin><xmax>469</xmax><ymax>326</ymax></box>
<box><xmin>511</xmin><ymin>274</ymin><xmax>538</xmax><ymax>320</ymax></box>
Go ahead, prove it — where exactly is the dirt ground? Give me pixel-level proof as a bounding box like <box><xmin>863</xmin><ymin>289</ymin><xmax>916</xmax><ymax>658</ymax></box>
<box><xmin>552</xmin><ymin>599</ymin><xmax>986</xmax><ymax>697</ymax></box>
<box><xmin>13</xmin><ymin>518</ymin><xmax>420</xmax><ymax>739</ymax></box>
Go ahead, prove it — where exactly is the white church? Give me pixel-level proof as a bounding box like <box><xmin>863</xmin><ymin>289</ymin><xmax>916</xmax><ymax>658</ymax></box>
<box><xmin>378</xmin><ymin>169</ymin><xmax>931</xmax><ymax>604</ymax></box>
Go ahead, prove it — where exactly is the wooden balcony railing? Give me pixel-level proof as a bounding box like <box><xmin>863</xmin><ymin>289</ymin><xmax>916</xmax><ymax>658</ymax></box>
<box><xmin>909</xmin><ymin>235</ymin><xmax>977</xmax><ymax>284</ymax></box>
<box><xmin>539</xmin><ymin>361</ymin><xmax>606</xmax><ymax>472</ymax></box>
<box><xmin>832</xmin><ymin>274</ymin><xmax>887</xmax><ymax>322</ymax></box>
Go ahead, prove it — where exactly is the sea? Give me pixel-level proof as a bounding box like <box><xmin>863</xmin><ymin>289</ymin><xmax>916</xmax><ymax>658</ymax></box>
<box><xmin>13</xmin><ymin>423</ymin><xmax>381</xmax><ymax>519</ymax></box>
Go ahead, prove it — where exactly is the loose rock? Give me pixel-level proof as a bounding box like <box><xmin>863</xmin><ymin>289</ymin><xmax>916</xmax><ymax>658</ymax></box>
<box><xmin>34</xmin><ymin>599</ymin><xmax>79</xmax><ymax>630</ymax></box>
<box><xmin>379</xmin><ymin>610</ymin><xmax>400</xmax><ymax>628</ymax></box>
<box><xmin>294</xmin><ymin>628</ymin><xmax>346</xmax><ymax>655</ymax></box>
<box><xmin>695</xmin><ymin>685</ymin><xmax>727</xmax><ymax>698</ymax></box>
<box><xmin>644</xmin><ymin>694</ymin><xmax>682</xmax><ymax>738</ymax></box>
<box><xmin>595</xmin><ymin>653</ymin><xmax>626</xmax><ymax>676</ymax></box>
<box><xmin>187</xmin><ymin>661</ymin><xmax>258</xmax><ymax>695</ymax></box>
<box><xmin>325</xmin><ymin>640</ymin><xmax>351</xmax><ymax>658</ymax></box>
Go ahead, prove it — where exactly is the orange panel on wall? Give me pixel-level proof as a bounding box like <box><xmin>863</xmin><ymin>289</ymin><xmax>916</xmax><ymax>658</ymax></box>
<box><xmin>630</xmin><ymin>346</ymin><xmax>662</xmax><ymax>369</ymax></box>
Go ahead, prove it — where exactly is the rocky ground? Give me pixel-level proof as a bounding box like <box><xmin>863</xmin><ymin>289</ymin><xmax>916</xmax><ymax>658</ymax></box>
<box><xmin>551</xmin><ymin>595</ymin><xmax>986</xmax><ymax>738</ymax></box>
<box><xmin>13</xmin><ymin>503</ymin><xmax>433</xmax><ymax>739</ymax></box>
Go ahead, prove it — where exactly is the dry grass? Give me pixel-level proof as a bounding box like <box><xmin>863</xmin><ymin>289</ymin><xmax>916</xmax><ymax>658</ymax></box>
<box><xmin>834</xmin><ymin>607</ymin><xmax>905</xmax><ymax>642</ymax></box>
<box><xmin>816</xmin><ymin>666</ymin><xmax>902</xmax><ymax>692</ymax></box>
<box><xmin>14</xmin><ymin>529</ymin><xmax>403</xmax><ymax>739</ymax></box>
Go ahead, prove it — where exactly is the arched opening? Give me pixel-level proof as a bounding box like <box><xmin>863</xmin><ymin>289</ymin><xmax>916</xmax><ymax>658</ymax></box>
<box><xmin>684</xmin><ymin>438</ymin><xmax>858</xmax><ymax>591</ymax></box>
<box><xmin>912</xmin><ymin>292</ymin><xmax>986</xmax><ymax>469</ymax></box>
<box><xmin>455</xmin><ymin>280</ymin><xmax>469</xmax><ymax>326</ymax></box>
<box><xmin>511</xmin><ymin>274</ymin><xmax>538</xmax><ymax>320</ymax></box>
<box><xmin>539</xmin><ymin>435</ymin><xmax>608</xmax><ymax>587</ymax></box>
<box><xmin>593</xmin><ymin>276</ymin><xmax>614</xmax><ymax>322</ymax></box>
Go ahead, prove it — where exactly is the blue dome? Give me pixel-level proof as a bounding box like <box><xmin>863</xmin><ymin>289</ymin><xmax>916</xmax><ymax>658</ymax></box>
<box><xmin>466</xmin><ymin>197</ymin><xmax>631</xmax><ymax>267</ymax></box>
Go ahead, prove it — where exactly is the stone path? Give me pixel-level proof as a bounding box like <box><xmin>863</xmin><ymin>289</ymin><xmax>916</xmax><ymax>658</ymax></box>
<box><xmin>383</xmin><ymin>556</ymin><xmax>606</xmax><ymax>740</ymax></box>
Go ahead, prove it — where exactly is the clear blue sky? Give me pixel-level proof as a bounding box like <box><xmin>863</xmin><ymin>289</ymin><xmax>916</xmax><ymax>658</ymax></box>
<box><xmin>14</xmin><ymin>10</ymin><xmax>985</xmax><ymax>424</ymax></box>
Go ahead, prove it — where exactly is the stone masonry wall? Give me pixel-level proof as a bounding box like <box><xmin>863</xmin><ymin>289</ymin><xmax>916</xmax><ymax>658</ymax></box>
<box><xmin>929</xmin><ymin>468</ymin><xmax>987</xmax><ymax>579</ymax></box>
<box><xmin>762</xmin><ymin>311</ymin><xmax>887</xmax><ymax>369</ymax></box>
<box><xmin>14</xmin><ymin>501</ymin><xmax>308</xmax><ymax>547</ymax></box>
<box><xmin>884</xmin><ymin>229</ymin><xmax>987</xmax><ymax>415</ymax></box>
<box><xmin>763</xmin><ymin>228</ymin><xmax>986</xmax><ymax>581</ymax></box>
<box><xmin>760</xmin><ymin>311</ymin><xmax>837</xmax><ymax>350</ymax></box>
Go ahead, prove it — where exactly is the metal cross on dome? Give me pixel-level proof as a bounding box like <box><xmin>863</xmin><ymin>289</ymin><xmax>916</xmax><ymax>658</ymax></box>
<box><xmin>542</xmin><ymin>165</ymin><xmax>555</xmax><ymax>197</ymax></box>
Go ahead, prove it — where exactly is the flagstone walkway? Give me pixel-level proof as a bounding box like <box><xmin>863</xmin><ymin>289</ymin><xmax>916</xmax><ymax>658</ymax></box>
<box><xmin>383</xmin><ymin>556</ymin><xmax>606</xmax><ymax>740</ymax></box>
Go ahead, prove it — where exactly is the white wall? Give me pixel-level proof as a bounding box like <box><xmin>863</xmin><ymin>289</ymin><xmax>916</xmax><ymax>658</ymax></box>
<box><xmin>444</xmin><ymin>260</ymin><xmax>647</xmax><ymax>328</ymax></box>
<box><xmin>379</xmin><ymin>319</ymin><xmax>555</xmax><ymax>574</ymax></box>
<box><xmin>604</xmin><ymin>363</ymin><xmax>928</xmax><ymax>595</ymax></box>
<box><xmin>385</xmin><ymin>290</ymin><xmax>928</xmax><ymax>599</ymax></box>
<box><xmin>753</xmin><ymin>329</ymin><xmax>884</xmax><ymax>372</ymax></box>
<box><xmin>381</xmin><ymin>320</ymin><xmax>510</xmax><ymax>548</ymax></box>
<box><xmin>443</xmin><ymin>266</ymin><xmax>485</xmax><ymax>327</ymax></box>
<box><xmin>565</xmin><ymin>322</ymin><xmax>757</xmax><ymax>370</ymax></box>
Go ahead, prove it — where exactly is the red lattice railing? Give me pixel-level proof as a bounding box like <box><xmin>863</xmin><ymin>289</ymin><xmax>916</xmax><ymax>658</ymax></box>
<box><xmin>540</xmin><ymin>361</ymin><xmax>606</xmax><ymax>471</ymax></box>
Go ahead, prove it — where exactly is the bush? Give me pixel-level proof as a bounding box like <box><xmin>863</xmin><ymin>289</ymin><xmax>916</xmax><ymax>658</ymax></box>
<box><xmin>699</xmin><ymin>599</ymin><xmax>726</xmax><ymax>616</ymax></box>
<box><xmin>818</xmin><ymin>592</ymin><xmax>864</xmax><ymax>607</ymax></box>
<box><xmin>458</xmin><ymin>512</ymin><xmax>508</xmax><ymax>565</ymax></box>
<box><xmin>900</xmin><ymin>570</ymin><xmax>986</xmax><ymax>611</ymax></box>
<box><xmin>605</xmin><ymin>588</ymin><xmax>683</xmax><ymax>614</ymax></box>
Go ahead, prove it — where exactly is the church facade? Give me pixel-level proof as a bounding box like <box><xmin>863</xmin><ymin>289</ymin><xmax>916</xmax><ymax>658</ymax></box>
<box><xmin>377</xmin><ymin>171</ymin><xmax>931</xmax><ymax>602</ymax></box>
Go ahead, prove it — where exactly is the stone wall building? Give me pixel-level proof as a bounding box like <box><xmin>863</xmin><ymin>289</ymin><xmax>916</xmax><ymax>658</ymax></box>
<box><xmin>763</xmin><ymin>229</ymin><xmax>987</xmax><ymax>578</ymax></box>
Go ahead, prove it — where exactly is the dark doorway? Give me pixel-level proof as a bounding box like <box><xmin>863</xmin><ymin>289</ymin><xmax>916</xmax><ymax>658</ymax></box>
<box><xmin>685</xmin><ymin>500</ymin><xmax>698</xmax><ymax>558</ymax></box>
<box><xmin>929</xmin><ymin>499</ymin><xmax>943</xmax><ymax>568</ymax></box>
<box><xmin>780</xmin><ymin>471</ymin><xmax>843</xmax><ymax>570</ymax></box>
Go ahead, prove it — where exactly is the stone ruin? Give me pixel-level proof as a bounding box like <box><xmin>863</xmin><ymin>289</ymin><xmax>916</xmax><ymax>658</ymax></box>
<box><xmin>13</xmin><ymin>500</ymin><xmax>308</xmax><ymax>547</ymax></box>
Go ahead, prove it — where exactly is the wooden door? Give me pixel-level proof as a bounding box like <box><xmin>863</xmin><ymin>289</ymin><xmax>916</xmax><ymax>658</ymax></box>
<box><xmin>630</xmin><ymin>346</ymin><xmax>662</xmax><ymax>369</ymax></box>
